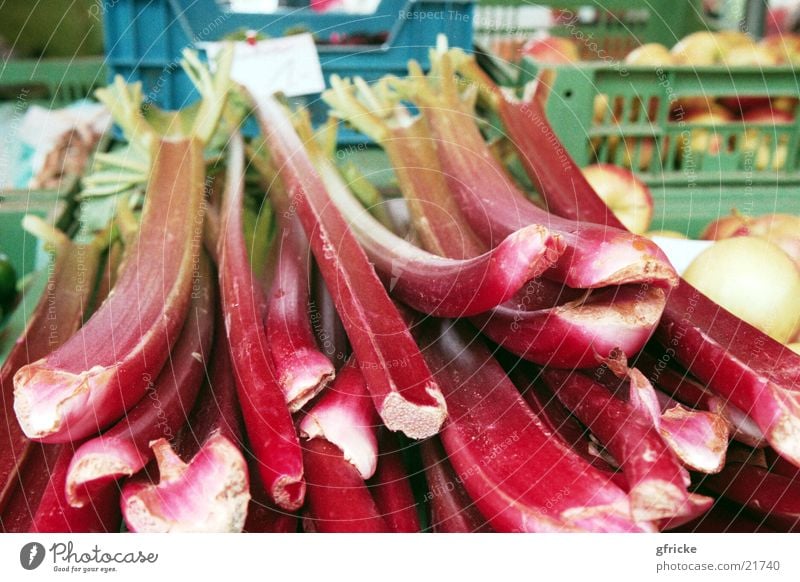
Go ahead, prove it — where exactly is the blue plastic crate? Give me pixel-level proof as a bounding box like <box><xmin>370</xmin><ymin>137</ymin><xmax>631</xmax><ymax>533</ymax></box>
<box><xmin>102</xmin><ymin>0</ymin><xmax>475</xmax><ymax>143</ymax></box>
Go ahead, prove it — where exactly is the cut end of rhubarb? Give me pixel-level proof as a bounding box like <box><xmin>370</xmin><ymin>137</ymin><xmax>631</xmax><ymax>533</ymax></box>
<box><xmin>495</xmin><ymin>225</ymin><xmax>560</xmax><ymax>281</ymax></box>
<box><xmin>13</xmin><ymin>363</ymin><xmax>115</xmax><ymax>442</ymax></box>
<box><xmin>380</xmin><ymin>387</ymin><xmax>448</xmax><ymax>439</ymax></box>
<box><xmin>120</xmin><ymin>433</ymin><xmax>251</xmax><ymax>533</ymax></box>
<box><xmin>66</xmin><ymin>438</ymin><xmax>146</xmax><ymax>508</ymax></box>
<box><xmin>629</xmin><ymin>480</ymin><xmax>691</xmax><ymax>522</ymax></box>
<box><xmin>272</xmin><ymin>475</ymin><xmax>307</xmax><ymax>512</ymax></box>
<box><xmin>281</xmin><ymin>353</ymin><xmax>336</xmax><ymax>413</ymax></box>
<box><xmin>299</xmin><ymin>411</ymin><xmax>378</xmax><ymax>480</ymax></box>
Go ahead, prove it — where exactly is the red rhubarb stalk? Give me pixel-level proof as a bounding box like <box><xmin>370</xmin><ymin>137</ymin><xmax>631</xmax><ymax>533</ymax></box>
<box><xmin>253</xmin><ymin>95</ymin><xmax>446</xmax><ymax>439</ymax></box>
<box><xmin>543</xmin><ymin>368</ymin><xmax>692</xmax><ymax>522</ymax></box>
<box><xmin>368</xmin><ymin>431</ymin><xmax>420</xmax><ymax>532</ymax></box>
<box><xmin>65</xmin><ymin>256</ymin><xmax>215</xmax><ymax>507</ymax></box>
<box><xmin>1</xmin><ymin>221</ymin><xmax>102</xmax><ymax>513</ymax></box>
<box><xmin>419</xmin><ymin>319</ymin><xmax>649</xmax><ymax>532</ymax></box>
<box><xmin>304</xmin><ymin>134</ymin><xmax>559</xmax><ymax>318</ymax></box>
<box><xmin>244</xmin><ymin>461</ymin><xmax>298</xmax><ymax>533</ymax></box>
<box><xmin>14</xmin><ymin>138</ymin><xmax>206</xmax><ymax>442</ymax></box>
<box><xmin>120</xmin><ymin>301</ymin><xmax>251</xmax><ymax>532</ymax></box>
<box><xmin>391</xmin><ymin>56</ymin><xmax>677</xmax><ymax>291</ymax></box>
<box><xmin>703</xmin><ymin>463</ymin><xmax>800</xmax><ymax>531</ymax></box>
<box><xmin>266</xmin><ymin>191</ymin><xmax>335</xmax><ymax>411</ymax></box>
<box><xmin>311</xmin><ymin>266</ymin><xmax>349</xmax><ymax>370</ymax></box>
<box><xmin>217</xmin><ymin>133</ymin><xmax>305</xmax><ymax>511</ymax></box>
<box><xmin>505</xmin><ymin>66</ymin><xmax>800</xmax><ymax>468</ymax></box>
<box><xmin>302</xmin><ymin>438</ymin><xmax>390</xmax><ymax>533</ymax></box>
<box><xmin>419</xmin><ymin>438</ymin><xmax>492</xmax><ymax>533</ymax></box>
<box><xmin>299</xmin><ymin>356</ymin><xmax>379</xmax><ymax>479</ymax></box>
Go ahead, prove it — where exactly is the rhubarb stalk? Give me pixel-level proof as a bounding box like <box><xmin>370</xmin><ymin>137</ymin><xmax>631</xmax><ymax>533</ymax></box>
<box><xmin>418</xmin><ymin>319</ymin><xmax>649</xmax><ymax>532</ymax></box>
<box><xmin>368</xmin><ymin>431</ymin><xmax>420</xmax><ymax>532</ymax></box>
<box><xmin>253</xmin><ymin>94</ymin><xmax>446</xmax><ymax>439</ymax></box>
<box><xmin>65</xmin><ymin>256</ymin><xmax>215</xmax><ymax>507</ymax></box>
<box><xmin>266</xmin><ymin>188</ymin><xmax>335</xmax><ymax>411</ymax></box>
<box><xmin>217</xmin><ymin>132</ymin><xmax>304</xmax><ymax>510</ymax></box>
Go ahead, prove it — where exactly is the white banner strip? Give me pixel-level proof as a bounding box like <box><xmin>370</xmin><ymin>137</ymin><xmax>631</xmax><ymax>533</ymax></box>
<box><xmin>0</xmin><ymin>533</ymin><xmax>798</xmax><ymax>581</ymax></box>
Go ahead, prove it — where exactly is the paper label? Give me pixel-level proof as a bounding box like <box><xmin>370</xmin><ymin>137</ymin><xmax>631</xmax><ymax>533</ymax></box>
<box><xmin>203</xmin><ymin>33</ymin><xmax>325</xmax><ymax>98</ymax></box>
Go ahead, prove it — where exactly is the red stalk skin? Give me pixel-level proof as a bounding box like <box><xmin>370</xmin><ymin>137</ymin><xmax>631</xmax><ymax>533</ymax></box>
<box><xmin>513</xmin><ymin>370</ymin><xmax>624</xmax><ymax>482</ymax></box>
<box><xmin>516</xmin><ymin>75</ymin><xmax>800</xmax><ymax>468</ymax></box>
<box><xmin>409</xmin><ymin>70</ymin><xmax>676</xmax><ymax>292</ymax></box>
<box><xmin>311</xmin><ymin>264</ymin><xmax>349</xmax><ymax>371</ymax></box>
<box><xmin>302</xmin><ymin>438</ymin><xmax>391</xmax><ymax>533</ymax></box>
<box><xmin>243</xmin><ymin>459</ymin><xmax>298</xmax><ymax>533</ymax></box>
<box><xmin>765</xmin><ymin>448</ymin><xmax>800</xmax><ymax>479</ymax></box>
<box><xmin>120</xmin><ymin>302</ymin><xmax>251</xmax><ymax>533</ymax></box>
<box><xmin>1</xmin><ymin>240</ymin><xmax>101</xmax><ymax>513</ymax></box>
<box><xmin>419</xmin><ymin>438</ymin><xmax>493</xmax><ymax>533</ymax></box>
<box><xmin>636</xmin><ymin>350</ymin><xmax>765</xmax><ymax>448</ymax></box>
<box><xmin>91</xmin><ymin>239</ymin><xmax>124</xmax><ymax>312</ymax></box>
<box><xmin>14</xmin><ymin>138</ymin><xmax>205</xmax><ymax>442</ymax></box>
<box><xmin>318</xmin><ymin>152</ymin><xmax>562</xmax><ymax>318</ymax></box>
<box><xmin>65</xmin><ymin>256</ymin><xmax>215</xmax><ymax>508</ymax></box>
<box><xmin>368</xmin><ymin>430</ymin><xmax>420</xmax><ymax>532</ymax></box>
<box><xmin>702</xmin><ymin>463</ymin><xmax>800</xmax><ymax>531</ymax></box>
<box><xmin>1</xmin><ymin>444</ymin><xmax>62</xmax><ymax>532</ymax></box>
<box><xmin>267</xmin><ymin>192</ymin><xmax>335</xmax><ymax>412</ymax></box>
<box><xmin>673</xmin><ymin>497</ymin><xmax>777</xmax><ymax>533</ymax></box>
<box><xmin>298</xmin><ymin>356</ymin><xmax>379</xmax><ymax>480</ymax></box>
<box><xmin>255</xmin><ymin>95</ymin><xmax>447</xmax><ymax>439</ymax></box>
<box><xmin>473</xmin><ymin>284</ymin><xmax>666</xmax><ymax>368</ymax></box>
<box><xmin>217</xmin><ymin>133</ymin><xmax>305</xmax><ymax>511</ymax></box>
<box><xmin>417</xmin><ymin>318</ymin><xmax>650</xmax><ymax>532</ymax></box>
<box><xmin>542</xmin><ymin>369</ymin><xmax>692</xmax><ymax>522</ymax></box>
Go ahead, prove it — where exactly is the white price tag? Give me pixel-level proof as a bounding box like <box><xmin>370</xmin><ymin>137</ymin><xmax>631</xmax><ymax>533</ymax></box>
<box><xmin>203</xmin><ymin>33</ymin><xmax>325</xmax><ymax>98</ymax></box>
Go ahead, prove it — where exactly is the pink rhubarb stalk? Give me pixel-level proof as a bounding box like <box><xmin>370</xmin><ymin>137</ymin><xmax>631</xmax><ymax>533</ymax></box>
<box><xmin>420</xmin><ymin>438</ymin><xmax>492</xmax><ymax>533</ymax></box>
<box><xmin>120</xmin><ymin>304</ymin><xmax>251</xmax><ymax>532</ymax></box>
<box><xmin>507</xmin><ymin>67</ymin><xmax>800</xmax><ymax>468</ymax></box>
<box><xmin>302</xmin><ymin>438</ymin><xmax>390</xmax><ymax>533</ymax></box>
<box><xmin>419</xmin><ymin>319</ymin><xmax>649</xmax><ymax>532</ymax></box>
<box><xmin>217</xmin><ymin>133</ymin><xmax>305</xmax><ymax>511</ymax></box>
<box><xmin>267</xmin><ymin>191</ymin><xmax>335</xmax><ymax>411</ymax></box>
<box><xmin>1</xmin><ymin>232</ymin><xmax>102</xmax><ymax>512</ymax></box>
<box><xmin>543</xmin><ymin>368</ymin><xmax>692</xmax><ymax>522</ymax></box>
<box><xmin>14</xmin><ymin>138</ymin><xmax>205</xmax><ymax>442</ymax></box>
<box><xmin>311</xmin><ymin>267</ymin><xmax>349</xmax><ymax>370</ymax></box>
<box><xmin>253</xmin><ymin>95</ymin><xmax>446</xmax><ymax>439</ymax></box>
<box><xmin>368</xmin><ymin>431</ymin><xmax>420</xmax><ymax>532</ymax></box>
<box><xmin>393</xmin><ymin>56</ymin><xmax>677</xmax><ymax>291</ymax></box>
<box><xmin>299</xmin><ymin>356</ymin><xmax>379</xmax><ymax>479</ymax></box>
<box><xmin>306</xmin><ymin>136</ymin><xmax>560</xmax><ymax>318</ymax></box>
<box><xmin>65</xmin><ymin>256</ymin><xmax>215</xmax><ymax>507</ymax></box>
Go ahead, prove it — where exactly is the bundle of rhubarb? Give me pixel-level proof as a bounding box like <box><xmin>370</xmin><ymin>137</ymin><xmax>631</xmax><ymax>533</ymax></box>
<box><xmin>1</xmin><ymin>42</ymin><xmax>799</xmax><ymax>534</ymax></box>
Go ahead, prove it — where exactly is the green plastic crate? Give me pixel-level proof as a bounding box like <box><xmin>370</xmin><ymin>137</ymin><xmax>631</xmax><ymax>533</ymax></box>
<box><xmin>475</xmin><ymin>0</ymin><xmax>706</xmax><ymax>60</ymax></box>
<box><xmin>518</xmin><ymin>60</ymin><xmax>800</xmax><ymax>237</ymax></box>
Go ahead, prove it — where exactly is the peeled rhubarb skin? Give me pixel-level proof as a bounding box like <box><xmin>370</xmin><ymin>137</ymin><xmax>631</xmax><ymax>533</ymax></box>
<box><xmin>14</xmin><ymin>138</ymin><xmax>205</xmax><ymax>443</ymax></box>
<box><xmin>217</xmin><ymin>133</ymin><xmax>305</xmax><ymax>511</ymax></box>
<box><xmin>1</xmin><ymin>240</ymin><xmax>102</xmax><ymax>513</ymax></box>
<box><xmin>303</xmin><ymin>438</ymin><xmax>390</xmax><ymax>533</ymax></box>
<box><xmin>266</xmin><ymin>198</ymin><xmax>334</xmax><ymax>412</ymax></box>
<box><xmin>65</xmin><ymin>257</ymin><xmax>215</xmax><ymax>508</ymax></box>
<box><xmin>256</xmin><ymin>96</ymin><xmax>446</xmax><ymax>439</ymax></box>
<box><xmin>419</xmin><ymin>319</ymin><xmax>649</xmax><ymax>532</ymax></box>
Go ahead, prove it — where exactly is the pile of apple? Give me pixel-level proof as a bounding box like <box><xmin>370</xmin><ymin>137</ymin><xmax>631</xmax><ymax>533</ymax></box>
<box><xmin>522</xmin><ymin>31</ymin><xmax>798</xmax><ymax>171</ymax></box>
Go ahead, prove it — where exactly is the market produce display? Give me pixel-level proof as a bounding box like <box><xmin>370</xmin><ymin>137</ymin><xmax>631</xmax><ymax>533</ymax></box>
<box><xmin>2</xmin><ymin>30</ymin><xmax>800</xmax><ymax>535</ymax></box>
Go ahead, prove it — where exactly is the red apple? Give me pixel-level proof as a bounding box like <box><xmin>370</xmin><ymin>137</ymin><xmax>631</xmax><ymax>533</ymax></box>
<box><xmin>700</xmin><ymin>209</ymin><xmax>753</xmax><ymax>240</ymax></box>
<box><xmin>772</xmin><ymin>97</ymin><xmax>798</xmax><ymax>115</ymax></box>
<box><xmin>581</xmin><ymin>164</ymin><xmax>654</xmax><ymax>234</ymax></box>
<box><xmin>621</xmin><ymin>137</ymin><xmax>660</xmax><ymax>171</ymax></box>
<box><xmin>748</xmin><ymin>214</ymin><xmax>800</xmax><ymax>269</ymax></box>
<box><xmin>521</xmin><ymin>36</ymin><xmax>580</xmax><ymax>64</ymax></box>
<box><xmin>759</xmin><ymin>33</ymin><xmax>800</xmax><ymax>65</ymax></box>
<box><xmin>741</xmin><ymin>107</ymin><xmax>794</xmax><ymax>171</ymax></box>
<box><xmin>625</xmin><ymin>43</ymin><xmax>674</xmax><ymax>66</ymax></box>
